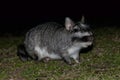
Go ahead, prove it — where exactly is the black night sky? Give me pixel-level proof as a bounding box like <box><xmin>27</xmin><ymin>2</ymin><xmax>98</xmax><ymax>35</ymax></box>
<box><xmin>0</xmin><ymin>1</ymin><xmax>120</xmax><ymax>35</ymax></box>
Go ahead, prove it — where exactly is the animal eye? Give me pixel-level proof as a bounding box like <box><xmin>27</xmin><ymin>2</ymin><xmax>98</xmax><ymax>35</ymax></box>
<box><xmin>73</xmin><ymin>29</ymin><xmax>79</xmax><ymax>32</ymax></box>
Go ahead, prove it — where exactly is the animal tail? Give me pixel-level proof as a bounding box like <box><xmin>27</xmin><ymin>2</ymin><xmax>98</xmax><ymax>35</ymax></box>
<box><xmin>17</xmin><ymin>44</ymin><xmax>38</xmax><ymax>61</ymax></box>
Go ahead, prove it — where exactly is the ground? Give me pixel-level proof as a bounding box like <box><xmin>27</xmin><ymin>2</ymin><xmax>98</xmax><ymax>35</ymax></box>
<box><xmin>0</xmin><ymin>26</ymin><xmax>120</xmax><ymax>80</ymax></box>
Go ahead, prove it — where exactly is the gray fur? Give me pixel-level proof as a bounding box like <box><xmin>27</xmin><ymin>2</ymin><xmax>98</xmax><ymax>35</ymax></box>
<box><xmin>17</xmin><ymin>17</ymin><xmax>94</xmax><ymax>65</ymax></box>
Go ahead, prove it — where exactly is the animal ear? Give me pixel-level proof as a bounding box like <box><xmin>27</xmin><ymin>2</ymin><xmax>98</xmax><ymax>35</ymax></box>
<box><xmin>81</xmin><ymin>15</ymin><xmax>85</xmax><ymax>23</ymax></box>
<box><xmin>65</xmin><ymin>17</ymin><xmax>75</xmax><ymax>31</ymax></box>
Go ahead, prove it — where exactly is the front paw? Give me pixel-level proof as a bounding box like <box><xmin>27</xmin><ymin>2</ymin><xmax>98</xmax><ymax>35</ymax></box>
<box><xmin>75</xmin><ymin>60</ymin><xmax>80</xmax><ymax>64</ymax></box>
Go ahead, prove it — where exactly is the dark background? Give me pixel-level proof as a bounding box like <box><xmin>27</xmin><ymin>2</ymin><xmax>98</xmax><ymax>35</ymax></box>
<box><xmin>0</xmin><ymin>1</ymin><xmax>120</xmax><ymax>36</ymax></box>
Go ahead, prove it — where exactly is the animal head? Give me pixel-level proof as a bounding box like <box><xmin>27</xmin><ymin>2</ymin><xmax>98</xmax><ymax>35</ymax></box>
<box><xmin>65</xmin><ymin>16</ymin><xmax>94</xmax><ymax>48</ymax></box>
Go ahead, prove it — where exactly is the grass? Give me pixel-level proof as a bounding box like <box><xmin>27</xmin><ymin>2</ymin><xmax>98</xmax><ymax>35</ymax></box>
<box><xmin>0</xmin><ymin>26</ymin><xmax>120</xmax><ymax>80</ymax></box>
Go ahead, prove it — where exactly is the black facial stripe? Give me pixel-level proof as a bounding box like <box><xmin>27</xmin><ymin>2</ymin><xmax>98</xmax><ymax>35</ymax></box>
<box><xmin>81</xmin><ymin>36</ymin><xmax>90</xmax><ymax>42</ymax></box>
<box><xmin>72</xmin><ymin>35</ymin><xmax>93</xmax><ymax>42</ymax></box>
<box><xmin>72</xmin><ymin>24</ymin><xmax>91</xmax><ymax>32</ymax></box>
